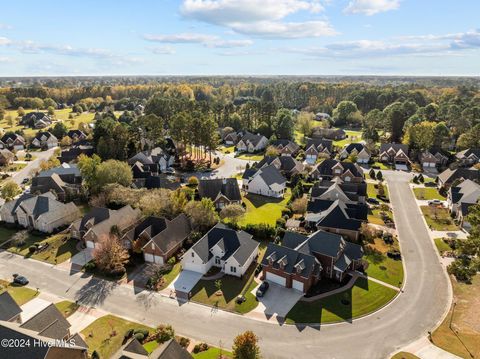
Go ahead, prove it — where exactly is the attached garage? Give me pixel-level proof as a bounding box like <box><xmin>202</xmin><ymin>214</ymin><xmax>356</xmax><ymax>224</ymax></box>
<box><xmin>144</xmin><ymin>253</ymin><xmax>164</xmax><ymax>264</ymax></box>
<box><xmin>86</xmin><ymin>241</ymin><xmax>95</xmax><ymax>249</ymax></box>
<box><xmin>266</xmin><ymin>272</ymin><xmax>287</xmax><ymax>286</ymax></box>
<box><xmin>292</xmin><ymin>280</ymin><xmax>304</xmax><ymax>293</ymax></box>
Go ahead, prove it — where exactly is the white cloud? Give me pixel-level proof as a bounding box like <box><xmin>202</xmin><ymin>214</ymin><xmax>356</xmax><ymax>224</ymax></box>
<box><xmin>0</xmin><ymin>56</ymin><xmax>12</xmax><ymax>62</ymax></box>
<box><xmin>144</xmin><ymin>33</ymin><xmax>253</xmax><ymax>48</ymax></box>
<box><xmin>180</xmin><ymin>0</ymin><xmax>334</xmax><ymax>39</ymax></box>
<box><xmin>17</xmin><ymin>40</ymin><xmax>115</xmax><ymax>58</ymax></box>
<box><xmin>344</xmin><ymin>0</ymin><xmax>400</xmax><ymax>16</ymax></box>
<box><xmin>0</xmin><ymin>37</ymin><xmax>11</xmax><ymax>45</ymax></box>
<box><xmin>150</xmin><ymin>46</ymin><xmax>177</xmax><ymax>55</ymax></box>
<box><xmin>0</xmin><ymin>24</ymin><xmax>13</xmax><ymax>30</ymax></box>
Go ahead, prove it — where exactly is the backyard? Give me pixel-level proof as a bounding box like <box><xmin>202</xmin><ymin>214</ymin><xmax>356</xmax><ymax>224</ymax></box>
<box><xmin>432</xmin><ymin>275</ymin><xmax>480</xmax><ymax>359</ymax></box>
<box><xmin>237</xmin><ymin>190</ymin><xmax>291</xmax><ymax>227</ymax></box>
<box><xmin>420</xmin><ymin>206</ymin><xmax>458</xmax><ymax>231</ymax></box>
<box><xmin>413</xmin><ymin>187</ymin><xmax>446</xmax><ymax>200</ymax></box>
<box><xmin>190</xmin><ymin>264</ymin><xmax>258</xmax><ymax>314</ymax></box>
<box><xmin>0</xmin><ymin>279</ymin><xmax>39</xmax><ymax>306</ymax></box>
<box><xmin>285</xmin><ymin>277</ymin><xmax>397</xmax><ymax>324</ymax></box>
<box><xmin>364</xmin><ymin>237</ymin><xmax>404</xmax><ymax>287</ymax></box>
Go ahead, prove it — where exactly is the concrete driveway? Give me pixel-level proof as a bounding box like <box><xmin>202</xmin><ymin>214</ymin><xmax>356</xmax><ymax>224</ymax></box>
<box><xmin>168</xmin><ymin>270</ymin><xmax>203</xmax><ymax>295</ymax></box>
<box><xmin>70</xmin><ymin>248</ymin><xmax>93</xmax><ymax>267</ymax></box>
<box><xmin>20</xmin><ymin>298</ymin><xmax>50</xmax><ymax>322</ymax></box>
<box><xmin>251</xmin><ymin>282</ymin><xmax>303</xmax><ymax>318</ymax></box>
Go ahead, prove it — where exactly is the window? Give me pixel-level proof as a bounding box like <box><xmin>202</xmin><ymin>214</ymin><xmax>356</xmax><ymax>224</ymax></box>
<box><xmin>230</xmin><ymin>266</ymin><xmax>237</xmax><ymax>273</ymax></box>
<box><xmin>191</xmin><ymin>252</ymin><xmax>194</xmax><ymax>257</ymax></box>
<box><xmin>215</xmin><ymin>257</ymin><xmax>221</xmax><ymax>265</ymax></box>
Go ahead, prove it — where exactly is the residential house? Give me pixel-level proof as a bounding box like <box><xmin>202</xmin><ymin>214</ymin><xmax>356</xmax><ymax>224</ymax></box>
<box><xmin>182</xmin><ymin>223</ymin><xmax>259</xmax><ymax>278</ymax></box>
<box><xmin>305</xmin><ymin>199</ymin><xmax>368</xmax><ymax>241</ymax></box>
<box><xmin>58</xmin><ymin>143</ymin><xmax>94</xmax><ymax>163</ymax></box>
<box><xmin>31</xmin><ymin>131</ymin><xmax>58</xmax><ymax>149</ymax></box>
<box><xmin>236</xmin><ymin>131</ymin><xmax>268</xmax><ymax>153</ymax></box>
<box><xmin>128</xmin><ymin>147</ymin><xmax>175</xmax><ymax>172</ymax></box>
<box><xmin>121</xmin><ymin>214</ymin><xmax>191</xmax><ymax>264</ymax></box>
<box><xmin>256</xmin><ymin>155</ymin><xmax>305</xmax><ymax>179</ymax></box>
<box><xmin>0</xmin><ymin>133</ymin><xmax>25</xmax><ymax>151</ymax></box>
<box><xmin>455</xmin><ymin>148</ymin><xmax>480</xmax><ymax>167</ymax></box>
<box><xmin>131</xmin><ymin>162</ymin><xmax>181</xmax><ymax>190</ymax></box>
<box><xmin>315</xmin><ymin>112</ymin><xmax>331</xmax><ymax>121</ymax></box>
<box><xmin>270</xmin><ymin>139</ymin><xmax>300</xmax><ymax>157</ymax></box>
<box><xmin>198</xmin><ymin>178</ymin><xmax>242</xmax><ymax>209</ymax></box>
<box><xmin>242</xmin><ymin>164</ymin><xmax>287</xmax><ymax>198</ymax></box>
<box><xmin>447</xmin><ymin>179</ymin><xmax>480</xmax><ymax>230</ymax></box>
<box><xmin>310</xmin><ymin>178</ymin><xmax>367</xmax><ymax>204</ymax></box>
<box><xmin>30</xmin><ymin>163</ymin><xmax>82</xmax><ymax>201</ymax></box>
<box><xmin>309</xmin><ymin>159</ymin><xmax>364</xmax><ymax>183</ymax></box>
<box><xmin>0</xmin><ymin>148</ymin><xmax>15</xmax><ymax>166</ymax></box>
<box><xmin>379</xmin><ymin>143</ymin><xmax>410</xmax><ymax>167</ymax></box>
<box><xmin>311</xmin><ymin>127</ymin><xmax>346</xmax><ymax>140</ymax></box>
<box><xmin>261</xmin><ymin>230</ymin><xmax>363</xmax><ymax>293</ymax></box>
<box><xmin>0</xmin><ymin>193</ymin><xmax>80</xmax><ymax>233</ymax></box>
<box><xmin>0</xmin><ymin>292</ymin><xmax>22</xmax><ymax>323</ymax></box>
<box><xmin>70</xmin><ymin>206</ymin><xmax>141</xmax><ymax>248</ymax></box>
<box><xmin>0</xmin><ymin>321</ymin><xmax>88</xmax><ymax>359</ymax></box>
<box><xmin>437</xmin><ymin>167</ymin><xmax>480</xmax><ymax>188</ymax></box>
<box><xmin>20</xmin><ymin>304</ymin><xmax>71</xmax><ymax>341</ymax></box>
<box><xmin>112</xmin><ymin>338</ymin><xmax>192</xmax><ymax>359</ymax></box>
<box><xmin>20</xmin><ymin>112</ymin><xmax>51</xmax><ymax>128</ymax></box>
<box><xmin>304</xmin><ymin>138</ymin><xmax>333</xmax><ymax>164</ymax></box>
<box><xmin>221</xmin><ymin>129</ymin><xmax>239</xmax><ymax>145</ymax></box>
<box><xmin>339</xmin><ymin>143</ymin><xmax>371</xmax><ymax>164</ymax></box>
<box><xmin>67</xmin><ymin>130</ymin><xmax>87</xmax><ymax>142</ymax></box>
<box><xmin>419</xmin><ymin>150</ymin><xmax>448</xmax><ymax>170</ymax></box>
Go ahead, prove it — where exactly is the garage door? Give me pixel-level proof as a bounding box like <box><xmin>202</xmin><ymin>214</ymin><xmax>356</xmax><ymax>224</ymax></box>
<box><xmin>292</xmin><ymin>280</ymin><xmax>304</xmax><ymax>292</ymax></box>
<box><xmin>153</xmin><ymin>255</ymin><xmax>164</xmax><ymax>265</ymax></box>
<box><xmin>144</xmin><ymin>253</ymin><xmax>154</xmax><ymax>263</ymax></box>
<box><xmin>266</xmin><ymin>272</ymin><xmax>286</xmax><ymax>286</ymax></box>
<box><xmin>86</xmin><ymin>241</ymin><xmax>95</xmax><ymax>249</ymax></box>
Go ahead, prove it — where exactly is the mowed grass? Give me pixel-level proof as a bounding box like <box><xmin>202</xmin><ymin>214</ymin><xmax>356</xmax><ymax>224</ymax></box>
<box><xmin>81</xmin><ymin>315</ymin><xmax>154</xmax><ymax>359</ymax></box>
<box><xmin>55</xmin><ymin>300</ymin><xmax>80</xmax><ymax>318</ymax></box>
<box><xmin>413</xmin><ymin>187</ymin><xmax>446</xmax><ymax>200</ymax></box>
<box><xmin>236</xmin><ymin>152</ymin><xmax>264</xmax><ymax>161</ymax></box>
<box><xmin>420</xmin><ymin>206</ymin><xmax>458</xmax><ymax>231</ymax></box>
<box><xmin>190</xmin><ymin>264</ymin><xmax>258</xmax><ymax>314</ymax></box>
<box><xmin>367</xmin><ymin>181</ymin><xmax>390</xmax><ymax>201</ymax></box>
<box><xmin>333</xmin><ymin>129</ymin><xmax>363</xmax><ymax>147</ymax></box>
<box><xmin>237</xmin><ymin>189</ymin><xmax>291</xmax><ymax>227</ymax></box>
<box><xmin>0</xmin><ymin>279</ymin><xmax>39</xmax><ymax>306</ymax></box>
<box><xmin>192</xmin><ymin>347</ymin><xmax>233</xmax><ymax>359</ymax></box>
<box><xmin>0</xmin><ymin>227</ymin><xmax>17</xmax><ymax>245</ymax></box>
<box><xmin>368</xmin><ymin>208</ymin><xmax>393</xmax><ymax>226</ymax></box>
<box><xmin>157</xmin><ymin>263</ymin><xmax>182</xmax><ymax>290</ymax></box>
<box><xmin>432</xmin><ymin>275</ymin><xmax>480</xmax><ymax>358</ymax></box>
<box><xmin>364</xmin><ymin>238</ymin><xmax>404</xmax><ymax>288</ymax></box>
<box><xmin>391</xmin><ymin>352</ymin><xmax>420</xmax><ymax>359</ymax></box>
<box><xmin>285</xmin><ymin>277</ymin><xmax>397</xmax><ymax>324</ymax></box>
<box><xmin>434</xmin><ymin>238</ymin><xmax>454</xmax><ymax>255</ymax></box>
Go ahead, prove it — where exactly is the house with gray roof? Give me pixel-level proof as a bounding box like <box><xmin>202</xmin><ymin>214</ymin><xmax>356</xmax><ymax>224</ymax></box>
<box><xmin>0</xmin><ymin>148</ymin><xmax>14</xmax><ymax>166</ymax></box>
<box><xmin>305</xmin><ymin>138</ymin><xmax>333</xmax><ymax>164</ymax></box>
<box><xmin>447</xmin><ymin>179</ymin><xmax>480</xmax><ymax>231</ymax></box>
<box><xmin>30</xmin><ymin>163</ymin><xmax>82</xmax><ymax>201</ymax></box>
<box><xmin>112</xmin><ymin>337</ymin><xmax>192</xmax><ymax>359</ymax></box>
<box><xmin>20</xmin><ymin>303</ymin><xmax>71</xmax><ymax>340</ymax></box>
<box><xmin>339</xmin><ymin>143</ymin><xmax>371</xmax><ymax>164</ymax></box>
<box><xmin>198</xmin><ymin>178</ymin><xmax>241</xmax><ymax>209</ymax></box>
<box><xmin>0</xmin><ymin>192</ymin><xmax>80</xmax><ymax>233</ymax></box>
<box><xmin>121</xmin><ymin>214</ymin><xmax>191</xmax><ymax>264</ymax></box>
<box><xmin>236</xmin><ymin>131</ymin><xmax>268</xmax><ymax>153</ymax></box>
<box><xmin>437</xmin><ymin>167</ymin><xmax>480</xmax><ymax>187</ymax></box>
<box><xmin>182</xmin><ymin>223</ymin><xmax>259</xmax><ymax>278</ymax></box>
<box><xmin>379</xmin><ymin>143</ymin><xmax>410</xmax><ymax>167</ymax></box>
<box><xmin>261</xmin><ymin>230</ymin><xmax>363</xmax><ymax>293</ymax></box>
<box><xmin>31</xmin><ymin>131</ymin><xmax>58</xmax><ymax>149</ymax></box>
<box><xmin>0</xmin><ymin>292</ymin><xmax>22</xmax><ymax>323</ymax></box>
<box><xmin>128</xmin><ymin>147</ymin><xmax>175</xmax><ymax>172</ymax></box>
<box><xmin>0</xmin><ymin>133</ymin><xmax>25</xmax><ymax>151</ymax></box>
<box><xmin>310</xmin><ymin>159</ymin><xmax>364</xmax><ymax>183</ymax></box>
<box><xmin>255</xmin><ymin>155</ymin><xmax>304</xmax><ymax>179</ymax></box>
<box><xmin>310</xmin><ymin>178</ymin><xmax>367</xmax><ymax>204</ymax></box>
<box><xmin>270</xmin><ymin>139</ymin><xmax>300</xmax><ymax>156</ymax></box>
<box><xmin>242</xmin><ymin>164</ymin><xmax>287</xmax><ymax>198</ymax></box>
<box><xmin>455</xmin><ymin>148</ymin><xmax>480</xmax><ymax>167</ymax></box>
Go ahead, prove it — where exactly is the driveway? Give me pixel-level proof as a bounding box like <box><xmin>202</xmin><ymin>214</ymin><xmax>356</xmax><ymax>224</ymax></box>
<box><xmin>250</xmin><ymin>282</ymin><xmax>303</xmax><ymax>318</ymax></box>
<box><xmin>168</xmin><ymin>270</ymin><xmax>203</xmax><ymax>296</ymax></box>
<box><xmin>20</xmin><ymin>297</ymin><xmax>50</xmax><ymax>322</ymax></box>
<box><xmin>70</xmin><ymin>248</ymin><xmax>93</xmax><ymax>267</ymax></box>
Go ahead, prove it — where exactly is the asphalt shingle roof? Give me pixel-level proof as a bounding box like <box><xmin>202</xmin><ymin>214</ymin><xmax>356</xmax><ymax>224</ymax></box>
<box><xmin>198</xmin><ymin>178</ymin><xmax>241</xmax><ymax>202</ymax></box>
<box><xmin>0</xmin><ymin>292</ymin><xmax>22</xmax><ymax>321</ymax></box>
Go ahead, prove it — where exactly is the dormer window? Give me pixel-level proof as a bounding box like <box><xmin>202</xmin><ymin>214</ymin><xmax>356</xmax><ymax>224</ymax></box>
<box><xmin>278</xmin><ymin>255</ymin><xmax>288</xmax><ymax>269</ymax></box>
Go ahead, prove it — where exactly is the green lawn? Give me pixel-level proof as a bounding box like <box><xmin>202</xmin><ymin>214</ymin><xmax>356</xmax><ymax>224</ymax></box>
<box><xmin>0</xmin><ymin>279</ymin><xmax>39</xmax><ymax>306</ymax></box>
<box><xmin>218</xmin><ymin>146</ymin><xmax>235</xmax><ymax>154</ymax></box>
<box><xmin>192</xmin><ymin>347</ymin><xmax>233</xmax><ymax>359</ymax></box>
<box><xmin>413</xmin><ymin>187</ymin><xmax>446</xmax><ymax>200</ymax></box>
<box><xmin>7</xmin><ymin>232</ymin><xmax>79</xmax><ymax>264</ymax></box>
<box><xmin>420</xmin><ymin>206</ymin><xmax>458</xmax><ymax>231</ymax></box>
<box><xmin>190</xmin><ymin>265</ymin><xmax>258</xmax><ymax>314</ymax></box>
<box><xmin>237</xmin><ymin>190</ymin><xmax>291</xmax><ymax>227</ymax></box>
<box><xmin>0</xmin><ymin>227</ymin><xmax>17</xmax><ymax>245</ymax></box>
<box><xmin>368</xmin><ymin>209</ymin><xmax>393</xmax><ymax>226</ymax></box>
<box><xmin>285</xmin><ymin>277</ymin><xmax>397</xmax><ymax>324</ymax></box>
<box><xmin>157</xmin><ymin>263</ymin><xmax>182</xmax><ymax>290</ymax></box>
<box><xmin>81</xmin><ymin>315</ymin><xmax>154</xmax><ymax>358</ymax></box>
<box><xmin>434</xmin><ymin>238</ymin><xmax>454</xmax><ymax>255</ymax></box>
<box><xmin>2</xmin><ymin>163</ymin><xmax>27</xmax><ymax>172</ymax></box>
<box><xmin>370</xmin><ymin>162</ymin><xmax>392</xmax><ymax>170</ymax></box>
<box><xmin>55</xmin><ymin>300</ymin><xmax>80</xmax><ymax>318</ymax></box>
<box><xmin>236</xmin><ymin>152</ymin><xmax>264</xmax><ymax>161</ymax></box>
<box><xmin>367</xmin><ymin>182</ymin><xmax>390</xmax><ymax>201</ymax></box>
<box><xmin>391</xmin><ymin>352</ymin><xmax>420</xmax><ymax>359</ymax></box>
<box><xmin>365</xmin><ymin>252</ymin><xmax>404</xmax><ymax>288</ymax></box>
<box><xmin>143</xmin><ymin>340</ymin><xmax>160</xmax><ymax>353</ymax></box>
<box><xmin>333</xmin><ymin>129</ymin><xmax>362</xmax><ymax>147</ymax></box>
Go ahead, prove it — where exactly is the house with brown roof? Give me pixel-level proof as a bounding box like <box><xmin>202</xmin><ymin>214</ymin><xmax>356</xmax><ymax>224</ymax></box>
<box><xmin>419</xmin><ymin>150</ymin><xmax>448</xmax><ymax>169</ymax></box>
<box><xmin>309</xmin><ymin>159</ymin><xmax>364</xmax><ymax>183</ymax></box>
<box><xmin>311</xmin><ymin>127</ymin><xmax>346</xmax><ymax>140</ymax></box>
<box><xmin>0</xmin><ymin>148</ymin><xmax>15</xmax><ymax>166</ymax></box>
<box><xmin>30</xmin><ymin>163</ymin><xmax>82</xmax><ymax>201</ymax></box>
<box><xmin>270</xmin><ymin>139</ymin><xmax>300</xmax><ymax>157</ymax></box>
<box><xmin>305</xmin><ymin>138</ymin><xmax>333</xmax><ymax>164</ymax></box>
<box><xmin>70</xmin><ymin>205</ymin><xmax>141</xmax><ymax>248</ymax></box>
<box><xmin>339</xmin><ymin>143</ymin><xmax>371</xmax><ymax>164</ymax></box>
<box><xmin>112</xmin><ymin>338</ymin><xmax>192</xmax><ymax>359</ymax></box>
<box><xmin>379</xmin><ymin>143</ymin><xmax>410</xmax><ymax>167</ymax></box>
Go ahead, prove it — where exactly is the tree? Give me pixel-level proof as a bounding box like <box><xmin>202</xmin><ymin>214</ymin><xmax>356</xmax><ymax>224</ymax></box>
<box><xmin>92</xmin><ymin>234</ymin><xmax>130</xmax><ymax>275</ymax></box>
<box><xmin>138</xmin><ymin>189</ymin><xmax>174</xmax><ymax>218</ymax></box>
<box><xmin>47</xmin><ymin>106</ymin><xmax>55</xmax><ymax>116</ymax></box>
<box><xmin>291</xmin><ymin>197</ymin><xmax>307</xmax><ymax>214</ymax></box>
<box><xmin>232</xmin><ymin>331</ymin><xmax>261</xmax><ymax>359</ymax></box>
<box><xmin>17</xmin><ymin>107</ymin><xmax>25</xmax><ymax>117</ymax></box>
<box><xmin>60</xmin><ymin>136</ymin><xmax>72</xmax><ymax>147</ymax></box>
<box><xmin>184</xmin><ymin>198</ymin><xmax>218</xmax><ymax>231</ymax></box>
<box><xmin>265</xmin><ymin>145</ymin><xmax>279</xmax><ymax>157</ymax></box>
<box><xmin>369</xmin><ymin>168</ymin><xmax>376</xmax><ymax>180</ymax></box>
<box><xmin>376</xmin><ymin>171</ymin><xmax>383</xmax><ymax>181</ymax></box>
<box><xmin>296</xmin><ymin>112</ymin><xmax>313</xmax><ymax>139</ymax></box>
<box><xmin>77</xmin><ymin>154</ymin><xmax>102</xmax><ymax>191</ymax></box>
<box><xmin>39</xmin><ymin>156</ymin><xmax>60</xmax><ymax>171</ymax></box>
<box><xmin>1</xmin><ymin>181</ymin><xmax>22</xmax><ymax>201</ymax></box>
<box><xmin>333</xmin><ymin>101</ymin><xmax>358</xmax><ymax>126</ymax></box>
<box><xmin>274</xmin><ymin>108</ymin><xmax>295</xmax><ymax>140</ymax></box>
<box><xmin>0</xmin><ymin>107</ymin><xmax>4</xmax><ymax>121</ymax></box>
<box><xmin>51</xmin><ymin>121</ymin><xmax>68</xmax><ymax>139</ymax></box>
<box><xmin>215</xmin><ymin>280</ymin><xmax>222</xmax><ymax>294</ymax></box>
<box><xmin>220</xmin><ymin>204</ymin><xmax>245</xmax><ymax>225</ymax></box>
<box><xmin>95</xmin><ymin>160</ymin><xmax>133</xmax><ymax>191</ymax></box>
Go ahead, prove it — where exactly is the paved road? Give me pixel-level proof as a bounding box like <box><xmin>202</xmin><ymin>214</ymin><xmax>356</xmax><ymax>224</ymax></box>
<box><xmin>181</xmin><ymin>152</ymin><xmax>255</xmax><ymax>180</ymax></box>
<box><xmin>10</xmin><ymin>148</ymin><xmax>57</xmax><ymax>185</ymax></box>
<box><xmin>0</xmin><ymin>170</ymin><xmax>451</xmax><ymax>359</ymax></box>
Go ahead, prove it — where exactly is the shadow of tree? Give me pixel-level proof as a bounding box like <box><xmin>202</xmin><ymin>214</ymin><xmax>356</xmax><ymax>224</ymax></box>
<box><xmin>74</xmin><ymin>278</ymin><xmax>118</xmax><ymax>306</ymax></box>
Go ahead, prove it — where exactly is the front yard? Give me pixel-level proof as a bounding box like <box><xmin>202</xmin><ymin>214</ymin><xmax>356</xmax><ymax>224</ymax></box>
<box><xmin>364</xmin><ymin>238</ymin><xmax>404</xmax><ymax>287</ymax></box>
<box><xmin>237</xmin><ymin>190</ymin><xmax>291</xmax><ymax>227</ymax></box>
<box><xmin>285</xmin><ymin>277</ymin><xmax>397</xmax><ymax>324</ymax></box>
<box><xmin>420</xmin><ymin>206</ymin><xmax>458</xmax><ymax>231</ymax></box>
<box><xmin>432</xmin><ymin>275</ymin><xmax>480</xmax><ymax>358</ymax></box>
<box><xmin>367</xmin><ymin>182</ymin><xmax>390</xmax><ymax>201</ymax></box>
<box><xmin>190</xmin><ymin>264</ymin><xmax>258</xmax><ymax>314</ymax></box>
<box><xmin>0</xmin><ymin>279</ymin><xmax>39</xmax><ymax>306</ymax></box>
<box><xmin>192</xmin><ymin>347</ymin><xmax>233</xmax><ymax>359</ymax></box>
<box><xmin>368</xmin><ymin>208</ymin><xmax>394</xmax><ymax>227</ymax></box>
<box><xmin>236</xmin><ymin>152</ymin><xmax>264</xmax><ymax>161</ymax></box>
<box><xmin>55</xmin><ymin>300</ymin><xmax>80</xmax><ymax>318</ymax></box>
<box><xmin>413</xmin><ymin>187</ymin><xmax>445</xmax><ymax>200</ymax></box>
<box><xmin>434</xmin><ymin>238</ymin><xmax>455</xmax><ymax>256</ymax></box>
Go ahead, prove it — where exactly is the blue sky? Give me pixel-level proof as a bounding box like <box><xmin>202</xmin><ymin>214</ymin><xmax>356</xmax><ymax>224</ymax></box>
<box><xmin>0</xmin><ymin>0</ymin><xmax>479</xmax><ymax>76</ymax></box>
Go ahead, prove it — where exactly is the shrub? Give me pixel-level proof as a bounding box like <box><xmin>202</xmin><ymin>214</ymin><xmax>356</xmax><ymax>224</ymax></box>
<box><xmin>91</xmin><ymin>350</ymin><xmax>100</xmax><ymax>359</ymax></box>
<box><xmin>187</xmin><ymin>176</ymin><xmax>199</xmax><ymax>187</ymax></box>
<box><xmin>242</xmin><ymin>223</ymin><xmax>275</xmax><ymax>240</ymax></box>
<box><xmin>178</xmin><ymin>336</ymin><xmax>190</xmax><ymax>348</ymax></box>
<box><xmin>167</xmin><ymin>257</ymin><xmax>176</xmax><ymax>265</ymax></box>
<box><xmin>134</xmin><ymin>329</ymin><xmax>149</xmax><ymax>337</ymax></box>
<box><xmin>28</xmin><ymin>245</ymin><xmax>37</xmax><ymax>253</ymax></box>
<box><xmin>418</xmin><ymin>173</ymin><xmax>424</xmax><ymax>183</ymax></box>
<box><xmin>84</xmin><ymin>261</ymin><xmax>96</xmax><ymax>271</ymax></box>
<box><xmin>124</xmin><ymin>329</ymin><xmax>134</xmax><ymax>340</ymax></box>
<box><xmin>134</xmin><ymin>332</ymin><xmax>144</xmax><ymax>341</ymax></box>
<box><xmin>275</xmin><ymin>218</ymin><xmax>286</xmax><ymax>228</ymax></box>
<box><xmin>193</xmin><ymin>343</ymin><xmax>210</xmax><ymax>354</ymax></box>
<box><xmin>447</xmin><ymin>259</ymin><xmax>477</xmax><ymax>283</ymax></box>
<box><xmin>412</xmin><ymin>175</ymin><xmax>419</xmax><ymax>184</ymax></box>
<box><xmin>155</xmin><ymin>324</ymin><xmax>175</xmax><ymax>343</ymax></box>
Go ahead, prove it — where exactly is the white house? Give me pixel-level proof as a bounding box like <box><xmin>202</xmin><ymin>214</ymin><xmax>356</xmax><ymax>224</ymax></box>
<box><xmin>181</xmin><ymin>223</ymin><xmax>259</xmax><ymax>278</ymax></box>
<box><xmin>305</xmin><ymin>138</ymin><xmax>332</xmax><ymax>165</ymax></box>
<box><xmin>242</xmin><ymin>164</ymin><xmax>287</xmax><ymax>198</ymax></box>
<box><xmin>31</xmin><ymin>131</ymin><xmax>58</xmax><ymax>149</ymax></box>
<box><xmin>236</xmin><ymin>132</ymin><xmax>268</xmax><ymax>153</ymax></box>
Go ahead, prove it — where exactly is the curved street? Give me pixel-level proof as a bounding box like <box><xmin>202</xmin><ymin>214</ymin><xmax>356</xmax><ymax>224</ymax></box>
<box><xmin>0</xmin><ymin>169</ymin><xmax>451</xmax><ymax>358</ymax></box>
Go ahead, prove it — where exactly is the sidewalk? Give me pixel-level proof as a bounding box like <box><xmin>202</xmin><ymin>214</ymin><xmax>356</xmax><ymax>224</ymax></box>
<box><xmin>397</xmin><ymin>336</ymin><xmax>461</xmax><ymax>359</ymax></box>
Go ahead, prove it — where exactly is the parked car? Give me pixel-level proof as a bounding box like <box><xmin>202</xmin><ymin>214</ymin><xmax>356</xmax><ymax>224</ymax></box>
<box><xmin>164</xmin><ymin>167</ymin><xmax>175</xmax><ymax>175</ymax></box>
<box><xmin>12</xmin><ymin>274</ymin><xmax>29</xmax><ymax>285</ymax></box>
<box><xmin>428</xmin><ymin>199</ymin><xmax>442</xmax><ymax>206</ymax></box>
<box><xmin>367</xmin><ymin>197</ymin><xmax>379</xmax><ymax>205</ymax></box>
<box><xmin>22</xmin><ymin>177</ymin><xmax>29</xmax><ymax>184</ymax></box>
<box><xmin>256</xmin><ymin>281</ymin><xmax>270</xmax><ymax>298</ymax></box>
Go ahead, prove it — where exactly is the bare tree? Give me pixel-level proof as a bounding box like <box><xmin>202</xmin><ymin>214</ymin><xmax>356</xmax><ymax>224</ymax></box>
<box><xmin>92</xmin><ymin>234</ymin><xmax>130</xmax><ymax>275</ymax></box>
